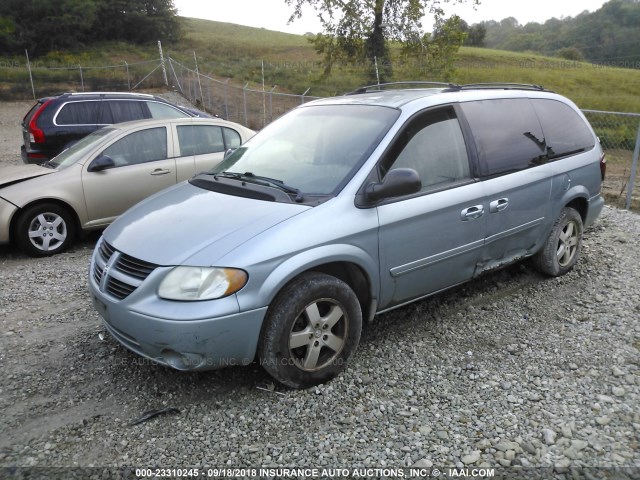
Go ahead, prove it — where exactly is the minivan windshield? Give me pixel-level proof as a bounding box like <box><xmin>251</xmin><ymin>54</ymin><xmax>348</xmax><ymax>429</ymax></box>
<box><xmin>47</xmin><ymin>127</ymin><xmax>116</xmax><ymax>170</ymax></box>
<box><xmin>211</xmin><ymin>104</ymin><xmax>399</xmax><ymax>195</ymax></box>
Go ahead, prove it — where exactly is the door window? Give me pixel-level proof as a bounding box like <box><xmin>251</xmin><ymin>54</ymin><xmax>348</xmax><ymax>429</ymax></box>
<box><xmin>223</xmin><ymin>127</ymin><xmax>242</xmax><ymax>149</ymax></box>
<box><xmin>384</xmin><ymin>107</ymin><xmax>471</xmax><ymax>191</ymax></box>
<box><xmin>100</xmin><ymin>100</ymin><xmax>149</xmax><ymax>124</ymax></box>
<box><xmin>102</xmin><ymin>127</ymin><xmax>167</xmax><ymax>167</ymax></box>
<box><xmin>177</xmin><ymin>125</ymin><xmax>225</xmax><ymax>156</ymax></box>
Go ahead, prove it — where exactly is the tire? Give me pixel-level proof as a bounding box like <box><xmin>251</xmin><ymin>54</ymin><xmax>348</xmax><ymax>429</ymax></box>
<box><xmin>534</xmin><ymin>207</ymin><xmax>583</xmax><ymax>277</ymax></box>
<box><xmin>259</xmin><ymin>272</ymin><xmax>362</xmax><ymax>389</ymax></box>
<box><xmin>14</xmin><ymin>203</ymin><xmax>76</xmax><ymax>257</ymax></box>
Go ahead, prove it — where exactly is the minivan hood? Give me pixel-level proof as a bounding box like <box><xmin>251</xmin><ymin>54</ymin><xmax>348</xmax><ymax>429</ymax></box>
<box><xmin>104</xmin><ymin>182</ymin><xmax>309</xmax><ymax>266</ymax></box>
<box><xmin>0</xmin><ymin>165</ymin><xmax>54</xmax><ymax>189</ymax></box>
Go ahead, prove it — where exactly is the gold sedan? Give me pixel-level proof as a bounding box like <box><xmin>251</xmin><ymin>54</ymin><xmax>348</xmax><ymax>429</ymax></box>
<box><xmin>0</xmin><ymin>117</ymin><xmax>254</xmax><ymax>256</ymax></box>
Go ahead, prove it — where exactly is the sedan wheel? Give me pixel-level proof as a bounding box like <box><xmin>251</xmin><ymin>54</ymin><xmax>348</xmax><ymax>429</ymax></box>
<box><xmin>15</xmin><ymin>203</ymin><xmax>76</xmax><ymax>257</ymax></box>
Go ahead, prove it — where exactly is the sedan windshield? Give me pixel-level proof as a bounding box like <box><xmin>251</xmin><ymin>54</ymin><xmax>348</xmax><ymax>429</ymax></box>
<box><xmin>47</xmin><ymin>127</ymin><xmax>116</xmax><ymax>170</ymax></box>
<box><xmin>212</xmin><ymin>105</ymin><xmax>399</xmax><ymax>195</ymax></box>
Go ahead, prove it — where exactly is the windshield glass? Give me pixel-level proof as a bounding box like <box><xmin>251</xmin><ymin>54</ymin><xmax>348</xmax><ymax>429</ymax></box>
<box><xmin>212</xmin><ymin>104</ymin><xmax>399</xmax><ymax>195</ymax></box>
<box><xmin>48</xmin><ymin>127</ymin><xmax>116</xmax><ymax>170</ymax></box>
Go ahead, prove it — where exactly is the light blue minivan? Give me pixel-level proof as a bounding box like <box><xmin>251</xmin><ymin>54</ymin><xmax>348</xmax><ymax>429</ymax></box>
<box><xmin>89</xmin><ymin>83</ymin><xmax>605</xmax><ymax>388</ymax></box>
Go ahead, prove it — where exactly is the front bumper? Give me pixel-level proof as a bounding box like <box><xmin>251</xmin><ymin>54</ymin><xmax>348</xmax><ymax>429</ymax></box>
<box><xmin>89</xmin><ymin>248</ymin><xmax>267</xmax><ymax>371</ymax></box>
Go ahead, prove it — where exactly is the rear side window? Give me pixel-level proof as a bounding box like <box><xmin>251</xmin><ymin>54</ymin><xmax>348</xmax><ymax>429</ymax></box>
<box><xmin>147</xmin><ymin>101</ymin><xmax>187</xmax><ymax>119</ymax></box>
<box><xmin>532</xmin><ymin>99</ymin><xmax>595</xmax><ymax>159</ymax></box>
<box><xmin>177</xmin><ymin>125</ymin><xmax>225</xmax><ymax>156</ymax></box>
<box><xmin>56</xmin><ymin>101</ymin><xmax>101</xmax><ymax>125</ymax></box>
<box><xmin>100</xmin><ymin>100</ymin><xmax>149</xmax><ymax>124</ymax></box>
<box><xmin>460</xmin><ymin>98</ymin><xmax>547</xmax><ymax>177</ymax></box>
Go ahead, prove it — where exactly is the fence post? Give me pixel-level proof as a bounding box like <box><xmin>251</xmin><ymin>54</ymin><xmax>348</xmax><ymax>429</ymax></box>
<box><xmin>268</xmin><ymin>86</ymin><xmax>277</xmax><ymax>123</ymax></box>
<box><xmin>243</xmin><ymin>83</ymin><xmax>248</xmax><ymax>126</ymax></box>
<box><xmin>124</xmin><ymin>61</ymin><xmax>131</xmax><ymax>91</ymax></box>
<box><xmin>158</xmin><ymin>41</ymin><xmax>168</xmax><ymax>86</ymax></box>
<box><xmin>193</xmin><ymin>51</ymin><xmax>204</xmax><ymax>106</ymax></box>
<box><xmin>79</xmin><ymin>65</ymin><xmax>84</xmax><ymax>92</ymax></box>
<box><xmin>25</xmin><ymin>50</ymin><xmax>36</xmax><ymax>99</ymax></box>
<box><xmin>301</xmin><ymin>88</ymin><xmax>310</xmax><ymax>105</ymax></box>
<box><xmin>625</xmin><ymin>121</ymin><xmax>640</xmax><ymax>210</ymax></box>
<box><xmin>224</xmin><ymin>79</ymin><xmax>229</xmax><ymax>120</ymax></box>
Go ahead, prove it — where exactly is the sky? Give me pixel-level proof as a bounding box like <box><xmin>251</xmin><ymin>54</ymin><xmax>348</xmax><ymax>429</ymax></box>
<box><xmin>173</xmin><ymin>0</ymin><xmax>610</xmax><ymax>35</ymax></box>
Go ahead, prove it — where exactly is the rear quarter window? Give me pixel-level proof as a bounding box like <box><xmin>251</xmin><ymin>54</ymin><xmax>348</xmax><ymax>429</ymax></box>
<box><xmin>56</xmin><ymin>101</ymin><xmax>101</xmax><ymax>125</ymax></box>
<box><xmin>147</xmin><ymin>101</ymin><xmax>188</xmax><ymax>119</ymax></box>
<box><xmin>460</xmin><ymin>98</ymin><xmax>547</xmax><ymax>177</ymax></box>
<box><xmin>531</xmin><ymin>99</ymin><xmax>595</xmax><ymax>159</ymax></box>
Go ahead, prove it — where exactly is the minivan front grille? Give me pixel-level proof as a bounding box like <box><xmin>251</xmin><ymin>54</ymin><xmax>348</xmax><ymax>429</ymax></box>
<box><xmin>93</xmin><ymin>240</ymin><xmax>158</xmax><ymax>301</ymax></box>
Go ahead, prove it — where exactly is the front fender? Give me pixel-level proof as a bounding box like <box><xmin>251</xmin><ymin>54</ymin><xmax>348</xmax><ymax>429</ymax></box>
<box><xmin>247</xmin><ymin>244</ymin><xmax>380</xmax><ymax>310</ymax></box>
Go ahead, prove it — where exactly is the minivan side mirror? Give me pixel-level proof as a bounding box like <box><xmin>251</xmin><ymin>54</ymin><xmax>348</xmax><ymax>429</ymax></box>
<box><xmin>224</xmin><ymin>148</ymin><xmax>235</xmax><ymax>159</ymax></box>
<box><xmin>88</xmin><ymin>155</ymin><xmax>115</xmax><ymax>172</ymax></box>
<box><xmin>365</xmin><ymin>168</ymin><xmax>422</xmax><ymax>202</ymax></box>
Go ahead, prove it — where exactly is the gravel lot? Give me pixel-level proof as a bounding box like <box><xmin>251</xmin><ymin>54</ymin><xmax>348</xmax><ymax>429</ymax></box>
<box><xmin>0</xmin><ymin>99</ymin><xmax>639</xmax><ymax>478</ymax></box>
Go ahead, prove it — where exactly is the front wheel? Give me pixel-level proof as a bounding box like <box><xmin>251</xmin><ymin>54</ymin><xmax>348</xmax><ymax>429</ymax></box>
<box><xmin>14</xmin><ymin>203</ymin><xmax>76</xmax><ymax>257</ymax></box>
<box><xmin>534</xmin><ymin>207</ymin><xmax>583</xmax><ymax>277</ymax></box>
<box><xmin>259</xmin><ymin>272</ymin><xmax>362</xmax><ymax>389</ymax></box>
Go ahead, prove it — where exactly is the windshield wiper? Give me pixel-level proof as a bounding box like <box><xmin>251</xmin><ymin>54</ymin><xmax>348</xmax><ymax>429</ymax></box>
<box><xmin>41</xmin><ymin>161</ymin><xmax>56</xmax><ymax>169</ymax></box>
<box><xmin>214</xmin><ymin>171</ymin><xmax>304</xmax><ymax>202</ymax></box>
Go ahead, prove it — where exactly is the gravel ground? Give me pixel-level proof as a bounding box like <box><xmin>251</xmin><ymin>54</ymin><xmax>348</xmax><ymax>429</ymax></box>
<box><xmin>0</xmin><ymin>99</ymin><xmax>639</xmax><ymax>478</ymax></box>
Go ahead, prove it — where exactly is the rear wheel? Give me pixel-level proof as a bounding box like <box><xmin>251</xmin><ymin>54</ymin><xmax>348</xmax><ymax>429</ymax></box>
<box><xmin>259</xmin><ymin>272</ymin><xmax>362</xmax><ymax>389</ymax></box>
<box><xmin>534</xmin><ymin>207</ymin><xmax>583</xmax><ymax>277</ymax></box>
<box><xmin>14</xmin><ymin>203</ymin><xmax>76</xmax><ymax>257</ymax></box>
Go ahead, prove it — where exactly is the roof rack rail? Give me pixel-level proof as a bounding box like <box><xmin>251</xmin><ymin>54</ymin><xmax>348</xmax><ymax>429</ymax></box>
<box><xmin>346</xmin><ymin>81</ymin><xmax>459</xmax><ymax>95</ymax></box>
<box><xmin>66</xmin><ymin>91</ymin><xmax>154</xmax><ymax>97</ymax></box>
<box><xmin>453</xmin><ymin>83</ymin><xmax>548</xmax><ymax>92</ymax></box>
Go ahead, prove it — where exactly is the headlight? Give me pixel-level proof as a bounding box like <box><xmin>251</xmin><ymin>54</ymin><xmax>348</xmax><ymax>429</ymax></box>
<box><xmin>158</xmin><ymin>267</ymin><xmax>248</xmax><ymax>301</ymax></box>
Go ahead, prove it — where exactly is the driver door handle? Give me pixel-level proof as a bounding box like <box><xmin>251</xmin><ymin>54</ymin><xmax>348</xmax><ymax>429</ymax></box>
<box><xmin>490</xmin><ymin>198</ymin><xmax>509</xmax><ymax>213</ymax></box>
<box><xmin>150</xmin><ymin>168</ymin><xmax>171</xmax><ymax>176</ymax></box>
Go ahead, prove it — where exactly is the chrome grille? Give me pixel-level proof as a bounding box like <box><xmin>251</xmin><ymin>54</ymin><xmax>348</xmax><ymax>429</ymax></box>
<box><xmin>106</xmin><ymin>276</ymin><xmax>137</xmax><ymax>299</ymax></box>
<box><xmin>93</xmin><ymin>239</ymin><xmax>157</xmax><ymax>301</ymax></box>
<box><xmin>115</xmin><ymin>253</ymin><xmax>156</xmax><ymax>280</ymax></box>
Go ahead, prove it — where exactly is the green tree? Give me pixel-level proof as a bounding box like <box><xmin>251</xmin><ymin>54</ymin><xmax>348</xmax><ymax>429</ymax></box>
<box><xmin>0</xmin><ymin>0</ymin><xmax>97</xmax><ymax>55</ymax></box>
<box><xmin>93</xmin><ymin>0</ymin><xmax>181</xmax><ymax>44</ymax></box>
<box><xmin>286</xmin><ymin>0</ymin><xmax>478</xmax><ymax>83</ymax></box>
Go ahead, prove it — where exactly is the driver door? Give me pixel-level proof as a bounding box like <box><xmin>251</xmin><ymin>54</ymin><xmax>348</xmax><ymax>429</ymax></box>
<box><xmin>82</xmin><ymin>126</ymin><xmax>176</xmax><ymax>225</ymax></box>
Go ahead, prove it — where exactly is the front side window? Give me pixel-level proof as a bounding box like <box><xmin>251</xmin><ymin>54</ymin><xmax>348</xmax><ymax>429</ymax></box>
<box><xmin>213</xmin><ymin>105</ymin><xmax>399</xmax><ymax>195</ymax></box>
<box><xmin>56</xmin><ymin>101</ymin><xmax>100</xmax><ymax>125</ymax></box>
<box><xmin>460</xmin><ymin>98</ymin><xmax>547</xmax><ymax>177</ymax></box>
<box><xmin>384</xmin><ymin>107</ymin><xmax>471</xmax><ymax>191</ymax></box>
<box><xmin>223</xmin><ymin>128</ymin><xmax>241</xmax><ymax>149</ymax></box>
<box><xmin>177</xmin><ymin>125</ymin><xmax>225</xmax><ymax>156</ymax></box>
<box><xmin>532</xmin><ymin>99</ymin><xmax>595</xmax><ymax>159</ymax></box>
<box><xmin>102</xmin><ymin>127</ymin><xmax>167</xmax><ymax>167</ymax></box>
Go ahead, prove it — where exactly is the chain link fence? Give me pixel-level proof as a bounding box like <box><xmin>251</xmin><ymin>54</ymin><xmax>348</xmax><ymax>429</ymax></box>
<box><xmin>1</xmin><ymin>52</ymin><xmax>639</xmax><ymax>209</ymax></box>
<box><xmin>583</xmin><ymin>110</ymin><xmax>640</xmax><ymax>210</ymax></box>
<box><xmin>166</xmin><ymin>57</ymin><xmax>320</xmax><ymax>130</ymax></box>
<box><xmin>0</xmin><ymin>58</ymin><xmax>167</xmax><ymax>101</ymax></box>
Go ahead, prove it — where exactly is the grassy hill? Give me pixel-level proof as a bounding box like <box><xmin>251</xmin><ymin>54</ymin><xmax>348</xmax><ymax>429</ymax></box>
<box><xmin>166</xmin><ymin>17</ymin><xmax>640</xmax><ymax>113</ymax></box>
<box><xmin>28</xmin><ymin>16</ymin><xmax>638</xmax><ymax>113</ymax></box>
